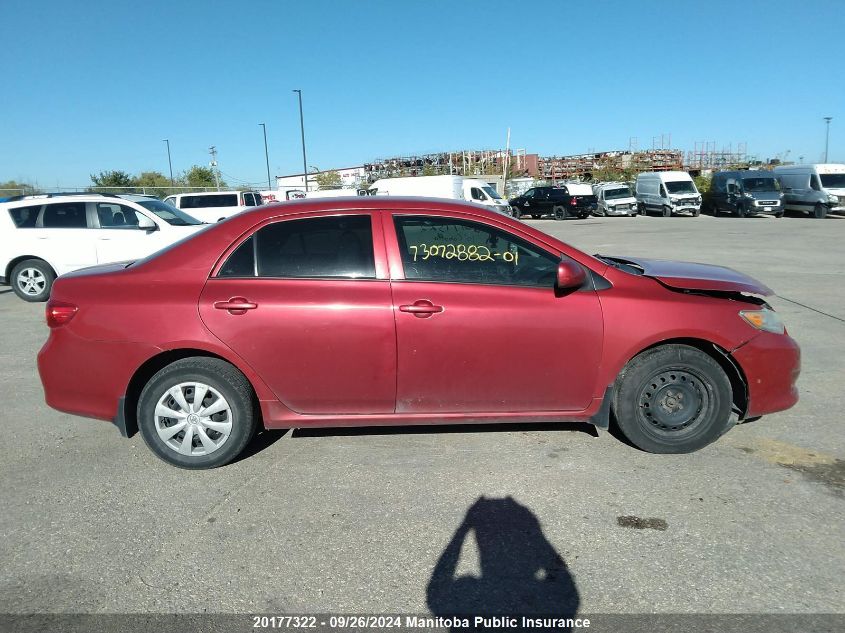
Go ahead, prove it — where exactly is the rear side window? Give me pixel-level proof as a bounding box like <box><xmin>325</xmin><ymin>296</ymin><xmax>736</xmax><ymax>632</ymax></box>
<box><xmin>218</xmin><ymin>215</ymin><xmax>375</xmax><ymax>279</ymax></box>
<box><xmin>394</xmin><ymin>216</ymin><xmax>558</xmax><ymax>287</ymax></box>
<box><xmin>181</xmin><ymin>194</ymin><xmax>239</xmax><ymax>209</ymax></box>
<box><xmin>41</xmin><ymin>202</ymin><xmax>88</xmax><ymax>228</ymax></box>
<box><xmin>8</xmin><ymin>204</ymin><xmax>41</xmax><ymax>228</ymax></box>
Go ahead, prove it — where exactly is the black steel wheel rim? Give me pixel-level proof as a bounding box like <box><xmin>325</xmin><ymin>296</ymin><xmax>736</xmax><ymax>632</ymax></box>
<box><xmin>637</xmin><ymin>368</ymin><xmax>710</xmax><ymax>438</ymax></box>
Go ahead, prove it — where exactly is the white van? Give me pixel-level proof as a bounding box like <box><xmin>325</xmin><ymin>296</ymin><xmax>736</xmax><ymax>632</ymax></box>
<box><xmin>635</xmin><ymin>171</ymin><xmax>702</xmax><ymax>216</ymax></box>
<box><xmin>163</xmin><ymin>190</ymin><xmax>263</xmax><ymax>221</ymax></box>
<box><xmin>370</xmin><ymin>175</ymin><xmax>514</xmax><ymax>216</ymax></box>
<box><xmin>773</xmin><ymin>164</ymin><xmax>845</xmax><ymax>218</ymax></box>
<box><xmin>0</xmin><ymin>193</ymin><xmax>206</xmax><ymax>302</ymax></box>
<box><xmin>592</xmin><ymin>182</ymin><xmax>638</xmax><ymax>216</ymax></box>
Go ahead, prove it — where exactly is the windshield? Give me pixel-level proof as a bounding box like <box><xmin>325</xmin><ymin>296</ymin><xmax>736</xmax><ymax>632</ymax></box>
<box><xmin>482</xmin><ymin>186</ymin><xmax>502</xmax><ymax>200</ymax></box>
<box><xmin>604</xmin><ymin>186</ymin><xmax>633</xmax><ymax>199</ymax></box>
<box><xmin>742</xmin><ymin>177</ymin><xmax>779</xmax><ymax>192</ymax></box>
<box><xmin>820</xmin><ymin>173</ymin><xmax>845</xmax><ymax>188</ymax></box>
<box><xmin>665</xmin><ymin>180</ymin><xmax>697</xmax><ymax>194</ymax></box>
<box><xmin>138</xmin><ymin>199</ymin><xmax>205</xmax><ymax>225</ymax></box>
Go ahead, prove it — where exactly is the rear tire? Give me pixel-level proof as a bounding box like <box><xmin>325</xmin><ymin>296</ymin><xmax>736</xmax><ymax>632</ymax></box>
<box><xmin>11</xmin><ymin>259</ymin><xmax>55</xmax><ymax>302</ymax></box>
<box><xmin>137</xmin><ymin>357</ymin><xmax>258</xmax><ymax>469</ymax></box>
<box><xmin>553</xmin><ymin>205</ymin><xmax>568</xmax><ymax>221</ymax></box>
<box><xmin>612</xmin><ymin>344</ymin><xmax>733</xmax><ymax>454</ymax></box>
<box><xmin>814</xmin><ymin>203</ymin><xmax>828</xmax><ymax>219</ymax></box>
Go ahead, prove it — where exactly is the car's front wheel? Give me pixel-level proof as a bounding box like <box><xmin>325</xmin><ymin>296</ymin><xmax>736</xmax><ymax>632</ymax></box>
<box><xmin>137</xmin><ymin>357</ymin><xmax>258</xmax><ymax>469</ymax></box>
<box><xmin>553</xmin><ymin>205</ymin><xmax>568</xmax><ymax>220</ymax></box>
<box><xmin>11</xmin><ymin>259</ymin><xmax>55</xmax><ymax>302</ymax></box>
<box><xmin>612</xmin><ymin>344</ymin><xmax>733</xmax><ymax>453</ymax></box>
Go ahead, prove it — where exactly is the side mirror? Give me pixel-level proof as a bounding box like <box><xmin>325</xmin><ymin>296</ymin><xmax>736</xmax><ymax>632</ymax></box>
<box><xmin>137</xmin><ymin>215</ymin><xmax>158</xmax><ymax>231</ymax></box>
<box><xmin>556</xmin><ymin>260</ymin><xmax>587</xmax><ymax>291</ymax></box>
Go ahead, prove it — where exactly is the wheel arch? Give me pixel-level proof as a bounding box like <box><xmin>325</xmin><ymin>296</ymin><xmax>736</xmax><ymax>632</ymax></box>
<box><xmin>615</xmin><ymin>337</ymin><xmax>749</xmax><ymax>419</ymax></box>
<box><xmin>6</xmin><ymin>255</ymin><xmax>58</xmax><ymax>281</ymax></box>
<box><xmin>120</xmin><ymin>348</ymin><xmax>265</xmax><ymax>438</ymax></box>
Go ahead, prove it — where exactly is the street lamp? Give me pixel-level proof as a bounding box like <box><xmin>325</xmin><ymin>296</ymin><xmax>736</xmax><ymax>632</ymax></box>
<box><xmin>824</xmin><ymin>117</ymin><xmax>832</xmax><ymax>163</ymax></box>
<box><xmin>293</xmin><ymin>89</ymin><xmax>308</xmax><ymax>191</ymax></box>
<box><xmin>259</xmin><ymin>123</ymin><xmax>271</xmax><ymax>190</ymax></box>
<box><xmin>163</xmin><ymin>139</ymin><xmax>173</xmax><ymax>185</ymax></box>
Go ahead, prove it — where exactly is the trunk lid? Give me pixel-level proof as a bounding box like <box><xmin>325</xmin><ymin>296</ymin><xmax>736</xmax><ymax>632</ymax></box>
<box><xmin>598</xmin><ymin>255</ymin><xmax>773</xmax><ymax>296</ymax></box>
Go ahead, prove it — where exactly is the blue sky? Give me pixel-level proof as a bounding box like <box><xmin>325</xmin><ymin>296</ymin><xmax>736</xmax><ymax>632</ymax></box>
<box><xmin>1</xmin><ymin>0</ymin><xmax>842</xmax><ymax>188</ymax></box>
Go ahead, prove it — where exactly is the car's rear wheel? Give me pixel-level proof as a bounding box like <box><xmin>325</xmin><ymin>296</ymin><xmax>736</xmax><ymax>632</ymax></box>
<box><xmin>814</xmin><ymin>203</ymin><xmax>828</xmax><ymax>219</ymax></box>
<box><xmin>553</xmin><ymin>205</ymin><xmax>568</xmax><ymax>220</ymax></box>
<box><xmin>11</xmin><ymin>259</ymin><xmax>55</xmax><ymax>302</ymax></box>
<box><xmin>137</xmin><ymin>357</ymin><xmax>258</xmax><ymax>469</ymax></box>
<box><xmin>612</xmin><ymin>344</ymin><xmax>733</xmax><ymax>454</ymax></box>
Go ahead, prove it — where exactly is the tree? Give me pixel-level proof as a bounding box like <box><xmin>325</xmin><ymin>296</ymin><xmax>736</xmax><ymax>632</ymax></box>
<box><xmin>312</xmin><ymin>170</ymin><xmax>342</xmax><ymax>190</ymax></box>
<box><xmin>134</xmin><ymin>171</ymin><xmax>172</xmax><ymax>198</ymax></box>
<box><xmin>0</xmin><ymin>180</ymin><xmax>39</xmax><ymax>197</ymax></box>
<box><xmin>179</xmin><ymin>165</ymin><xmax>225</xmax><ymax>190</ymax></box>
<box><xmin>90</xmin><ymin>170</ymin><xmax>134</xmax><ymax>193</ymax></box>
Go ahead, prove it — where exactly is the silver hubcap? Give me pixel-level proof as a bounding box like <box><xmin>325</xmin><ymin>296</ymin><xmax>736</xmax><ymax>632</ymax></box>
<box><xmin>16</xmin><ymin>268</ymin><xmax>46</xmax><ymax>296</ymax></box>
<box><xmin>154</xmin><ymin>382</ymin><xmax>233</xmax><ymax>456</ymax></box>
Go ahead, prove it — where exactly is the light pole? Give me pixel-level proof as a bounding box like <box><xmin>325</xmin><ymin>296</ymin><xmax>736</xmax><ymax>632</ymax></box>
<box><xmin>163</xmin><ymin>139</ymin><xmax>173</xmax><ymax>185</ymax></box>
<box><xmin>293</xmin><ymin>89</ymin><xmax>308</xmax><ymax>191</ymax></box>
<box><xmin>824</xmin><ymin>117</ymin><xmax>832</xmax><ymax>163</ymax></box>
<box><xmin>259</xmin><ymin>123</ymin><xmax>271</xmax><ymax>190</ymax></box>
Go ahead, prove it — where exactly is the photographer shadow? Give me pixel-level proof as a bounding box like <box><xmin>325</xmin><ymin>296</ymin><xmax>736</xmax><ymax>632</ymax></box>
<box><xmin>427</xmin><ymin>496</ymin><xmax>580</xmax><ymax>631</ymax></box>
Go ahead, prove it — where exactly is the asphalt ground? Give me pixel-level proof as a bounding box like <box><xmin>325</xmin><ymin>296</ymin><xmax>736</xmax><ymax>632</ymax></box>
<box><xmin>0</xmin><ymin>211</ymin><xmax>843</xmax><ymax>624</ymax></box>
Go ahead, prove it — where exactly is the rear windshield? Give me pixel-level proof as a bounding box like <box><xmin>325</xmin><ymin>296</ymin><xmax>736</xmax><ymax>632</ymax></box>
<box><xmin>180</xmin><ymin>194</ymin><xmax>238</xmax><ymax>209</ymax></box>
<box><xmin>138</xmin><ymin>199</ymin><xmax>205</xmax><ymax>225</ymax></box>
<box><xmin>820</xmin><ymin>173</ymin><xmax>845</xmax><ymax>188</ymax></box>
<box><xmin>665</xmin><ymin>181</ymin><xmax>697</xmax><ymax>194</ymax></box>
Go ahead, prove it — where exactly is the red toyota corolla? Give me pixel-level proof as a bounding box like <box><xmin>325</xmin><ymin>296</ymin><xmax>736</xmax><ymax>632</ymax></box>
<box><xmin>38</xmin><ymin>198</ymin><xmax>800</xmax><ymax>469</ymax></box>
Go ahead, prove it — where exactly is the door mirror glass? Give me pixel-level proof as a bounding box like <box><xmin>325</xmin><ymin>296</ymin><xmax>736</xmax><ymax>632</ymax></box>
<box><xmin>555</xmin><ymin>260</ymin><xmax>586</xmax><ymax>291</ymax></box>
<box><xmin>137</xmin><ymin>215</ymin><xmax>157</xmax><ymax>230</ymax></box>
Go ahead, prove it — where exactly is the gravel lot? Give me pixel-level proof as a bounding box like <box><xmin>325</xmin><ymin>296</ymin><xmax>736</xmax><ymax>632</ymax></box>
<box><xmin>0</xmin><ymin>213</ymin><xmax>843</xmax><ymax>621</ymax></box>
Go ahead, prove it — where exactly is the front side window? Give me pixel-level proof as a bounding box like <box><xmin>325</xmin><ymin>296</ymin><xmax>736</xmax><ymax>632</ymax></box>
<box><xmin>8</xmin><ymin>204</ymin><xmax>41</xmax><ymax>228</ymax></box>
<box><xmin>523</xmin><ymin>189</ymin><xmax>535</xmax><ymax>199</ymax></box>
<box><xmin>810</xmin><ymin>176</ymin><xmax>821</xmax><ymax>191</ymax></box>
<box><xmin>394</xmin><ymin>216</ymin><xmax>558</xmax><ymax>287</ymax></box>
<box><xmin>96</xmin><ymin>203</ymin><xmax>144</xmax><ymax>228</ymax></box>
<box><xmin>471</xmin><ymin>187</ymin><xmax>486</xmax><ymax>201</ymax></box>
<box><xmin>218</xmin><ymin>215</ymin><xmax>375</xmax><ymax>279</ymax></box>
<box><xmin>41</xmin><ymin>202</ymin><xmax>88</xmax><ymax>228</ymax></box>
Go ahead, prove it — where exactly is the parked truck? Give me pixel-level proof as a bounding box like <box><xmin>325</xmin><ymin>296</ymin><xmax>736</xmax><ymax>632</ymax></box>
<box><xmin>369</xmin><ymin>175</ymin><xmax>514</xmax><ymax>216</ymax></box>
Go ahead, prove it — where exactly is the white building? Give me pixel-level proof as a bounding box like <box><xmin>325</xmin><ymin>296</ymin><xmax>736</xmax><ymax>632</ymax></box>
<box><xmin>275</xmin><ymin>166</ymin><xmax>367</xmax><ymax>192</ymax></box>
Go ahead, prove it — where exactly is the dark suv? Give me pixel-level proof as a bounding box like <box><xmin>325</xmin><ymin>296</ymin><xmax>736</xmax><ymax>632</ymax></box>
<box><xmin>509</xmin><ymin>185</ymin><xmax>597</xmax><ymax>220</ymax></box>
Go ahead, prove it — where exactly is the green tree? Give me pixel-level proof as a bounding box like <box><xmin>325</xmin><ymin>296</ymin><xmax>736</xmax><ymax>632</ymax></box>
<box><xmin>0</xmin><ymin>180</ymin><xmax>39</xmax><ymax>196</ymax></box>
<box><xmin>133</xmin><ymin>171</ymin><xmax>172</xmax><ymax>198</ymax></box>
<box><xmin>312</xmin><ymin>170</ymin><xmax>342</xmax><ymax>189</ymax></box>
<box><xmin>693</xmin><ymin>174</ymin><xmax>712</xmax><ymax>194</ymax></box>
<box><xmin>90</xmin><ymin>170</ymin><xmax>134</xmax><ymax>193</ymax></box>
<box><xmin>179</xmin><ymin>165</ymin><xmax>225</xmax><ymax>190</ymax></box>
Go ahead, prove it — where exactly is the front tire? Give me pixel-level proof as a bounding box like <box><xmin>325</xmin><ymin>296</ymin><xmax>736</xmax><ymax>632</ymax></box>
<box><xmin>612</xmin><ymin>344</ymin><xmax>733</xmax><ymax>454</ymax></box>
<box><xmin>137</xmin><ymin>357</ymin><xmax>258</xmax><ymax>469</ymax></box>
<box><xmin>814</xmin><ymin>203</ymin><xmax>828</xmax><ymax>219</ymax></box>
<box><xmin>11</xmin><ymin>259</ymin><xmax>55</xmax><ymax>302</ymax></box>
<box><xmin>662</xmin><ymin>206</ymin><xmax>672</xmax><ymax>217</ymax></box>
<box><xmin>553</xmin><ymin>205</ymin><xmax>568</xmax><ymax>221</ymax></box>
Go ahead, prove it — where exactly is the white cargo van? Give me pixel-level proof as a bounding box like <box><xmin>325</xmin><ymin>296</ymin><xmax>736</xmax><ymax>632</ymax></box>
<box><xmin>635</xmin><ymin>171</ymin><xmax>702</xmax><ymax>217</ymax></box>
<box><xmin>773</xmin><ymin>164</ymin><xmax>845</xmax><ymax>218</ymax></box>
<box><xmin>163</xmin><ymin>190</ymin><xmax>263</xmax><ymax>221</ymax></box>
<box><xmin>370</xmin><ymin>175</ymin><xmax>513</xmax><ymax>216</ymax></box>
<box><xmin>592</xmin><ymin>182</ymin><xmax>638</xmax><ymax>216</ymax></box>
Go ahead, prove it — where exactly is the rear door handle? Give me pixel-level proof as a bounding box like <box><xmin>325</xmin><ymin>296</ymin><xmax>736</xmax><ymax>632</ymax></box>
<box><xmin>399</xmin><ymin>300</ymin><xmax>443</xmax><ymax>318</ymax></box>
<box><xmin>214</xmin><ymin>297</ymin><xmax>258</xmax><ymax>314</ymax></box>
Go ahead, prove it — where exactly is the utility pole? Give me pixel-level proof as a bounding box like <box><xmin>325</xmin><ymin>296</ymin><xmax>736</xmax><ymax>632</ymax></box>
<box><xmin>502</xmin><ymin>127</ymin><xmax>510</xmax><ymax>198</ymax></box>
<box><xmin>163</xmin><ymin>139</ymin><xmax>173</xmax><ymax>185</ymax></box>
<box><xmin>824</xmin><ymin>117</ymin><xmax>833</xmax><ymax>163</ymax></box>
<box><xmin>293</xmin><ymin>90</ymin><xmax>308</xmax><ymax>191</ymax></box>
<box><xmin>259</xmin><ymin>123</ymin><xmax>271</xmax><ymax>190</ymax></box>
<box><xmin>209</xmin><ymin>146</ymin><xmax>220</xmax><ymax>191</ymax></box>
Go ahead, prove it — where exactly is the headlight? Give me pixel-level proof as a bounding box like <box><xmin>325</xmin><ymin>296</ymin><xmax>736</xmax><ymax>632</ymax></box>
<box><xmin>743</xmin><ymin>192</ymin><xmax>755</xmax><ymax>199</ymax></box>
<box><xmin>828</xmin><ymin>194</ymin><xmax>838</xmax><ymax>203</ymax></box>
<box><xmin>740</xmin><ymin>308</ymin><xmax>785</xmax><ymax>334</ymax></box>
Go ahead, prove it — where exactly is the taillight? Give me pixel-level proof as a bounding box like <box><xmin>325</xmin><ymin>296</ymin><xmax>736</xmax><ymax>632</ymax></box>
<box><xmin>46</xmin><ymin>300</ymin><xmax>78</xmax><ymax>328</ymax></box>
<box><xmin>570</xmin><ymin>197</ymin><xmax>577</xmax><ymax>206</ymax></box>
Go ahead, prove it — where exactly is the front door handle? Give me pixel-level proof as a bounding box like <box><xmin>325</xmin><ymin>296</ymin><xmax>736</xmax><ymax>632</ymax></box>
<box><xmin>214</xmin><ymin>297</ymin><xmax>258</xmax><ymax>314</ymax></box>
<box><xmin>399</xmin><ymin>300</ymin><xmax>443</xmax><ymax>318</ymax></box>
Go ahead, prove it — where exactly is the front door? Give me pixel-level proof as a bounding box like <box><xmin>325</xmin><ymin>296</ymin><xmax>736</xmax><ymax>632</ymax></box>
<box><xmin>199</xmin><ymin>214</ymin><xmax>396</xmax><ymax>415</ymax></box>
<box><xmin>388</xmin><ymin>214</ymin><xmax>603</xmax><ymax>414</ymax></box>
<box><xmin>92</xmin><ymin>202</ymin><xmax>166</xmax><ymax>263</ymax></box>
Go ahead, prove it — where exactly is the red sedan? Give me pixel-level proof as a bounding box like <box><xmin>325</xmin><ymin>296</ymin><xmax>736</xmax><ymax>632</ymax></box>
<box><xmin>38</xmin><ymin>198</ymin><xmax>800</xmax><ymax>469</ymax></box>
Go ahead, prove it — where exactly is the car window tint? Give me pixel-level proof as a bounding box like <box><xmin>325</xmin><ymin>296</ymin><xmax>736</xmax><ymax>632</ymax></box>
<box><xmin>218</xmin><ymin>236</ymin><xmax>256</xmax><ymax>277</ymax></box>
<box><xmin>96</xmin><ymin>203</ymin><xmax>142</xmax><ymax>228</ymax></box>
<box><xmin>181</xmin><ymin>194</ymin><xmax>238</xmax><ymax>208</ymax></box>
<box><xmin>8</xmin><ymin>204</ymin><xmax>41</xmax><ymax>228</ymax></box>
<box><xmin>470</xmin><ymin>187</ymin><xmax>485</xmax><ymax>201</ymax></box>
<box><xmin>41</xmin><ymin>202</ymin><xmax>88</xmax><ymax>228</ymax></box>
<box><xmin>253</xmin><ymin>215</ymin><xmax>375</xmax><ymax>279</ymax></box>
<box><xmin>394</xmin><ymin>216</ymin><xmax>558</xmax><ymax>287</ymax></box>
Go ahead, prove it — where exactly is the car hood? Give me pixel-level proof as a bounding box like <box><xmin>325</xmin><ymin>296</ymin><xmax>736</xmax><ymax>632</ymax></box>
<box><xmin>599</xmin><ymin>255</ymin><xmax>773</xmax><ymax>296</ymax></box>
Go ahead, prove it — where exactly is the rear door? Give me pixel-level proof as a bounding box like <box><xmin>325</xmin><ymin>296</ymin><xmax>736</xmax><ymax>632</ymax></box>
<box><xmin>37</xmin><ymin>201</ymin><xmax>98</xmax><ymax>275</ymax></box>
<box><xmin>386</xmin><ymin>213</ymin><xmax>603</xmax><ymax>413</ymax></box>
<box><xmin>199</xmin><ymin>213</ymin><xmax>396</xmax><ymax>415</ymax></box>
